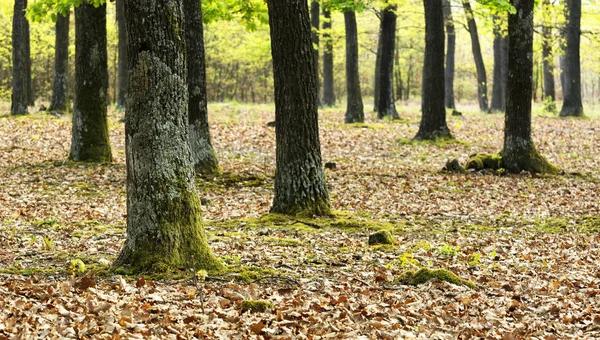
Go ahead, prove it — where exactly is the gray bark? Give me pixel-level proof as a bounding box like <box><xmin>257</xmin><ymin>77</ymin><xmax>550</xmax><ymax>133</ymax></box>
<box><xmin>11</xmin><ymin>0</ymin><xmax>28</xmax><ymax>115</ymax></box>
<box><xmin>49</xmin><ymin>11</ymin><xmax>70</xmax><ymax>112</ymax></box>
<box><xmin>377</xmin><ymin>4</ymin><xmax>399</xmax><ymax>120</ymax></box>
<box><xmin>116</xmin><ymin>0</ymin><xmax>127</xmax><ymax>111</ymax></box>
<box><xmin>462</xmin><ymin>0</ymin><xmax>488</xmax><ymax>112</ymax></box>
<box><xmin>443</xmin><ymin>0</ymin><xmax>455</xmax><ymax>110</ymax></box>
<box><xmin>311</xmin><ymin>1</ymin><xmax>320</xmax><ymax>107</ymax></box>
<box><xmin>559</xmin><ymin>0</ymin><xmax>583</xmax><ymax>117</ymax></box>
<box><xmin>322</xmin><ymin>9</ymin><xmax>335</xmax><ymax>107</ymax></box>
<box><xmin>344</xmin><ymin>11</ymin><xmax>364</xmax><ymax>124</ymax></box>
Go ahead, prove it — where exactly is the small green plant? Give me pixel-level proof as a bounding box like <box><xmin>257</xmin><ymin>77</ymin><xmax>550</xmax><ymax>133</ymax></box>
<box><xmin>468</xmin><ymin>253</ymin><xmax>481</xmax><ymax>266</ymax></box>
<box><xmin>70</xmin><ymin>259</ymin><xmax>86</xmax><ymax>275</ymax></box>
<box><xmin>490</xmin><ymin>250</ymin><xmax>497</xmax><ymax>259</ymax></box>
<box><xmin>42</xmin><ymin>236</ymin><xmax>54</xmax><ymax>250</ymax></box>
<box><xmin>438</xmin><ymin>243</ymin><xmax>460</xmax><ymax>257</ymax></box>
<box><xmin>28</xmin><ymin>235</ymin><xmax>37</xmax><ymax>245</ymax></box>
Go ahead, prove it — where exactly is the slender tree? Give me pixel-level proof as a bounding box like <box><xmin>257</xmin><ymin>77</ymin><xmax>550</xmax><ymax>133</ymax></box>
<box><xmin>377</xmin><ymin>4</ymin><xmax>399</xmax><ymax>120</ymax></box>
<box><xmin>70</xmin><ymin>2</ymin><xmax>112</xmax><ymax>162</ymax></box>
<box><xmin>462</xmin><ymin>0</ymin><xmax>488</xmax><ymax>112</ymax></box>
<box><xmin>415</xmin><ymin>0</ymin><xmax>452</xmax><ymax>140</ymax></box>
<box><xmin>25</xmin><ymin>16</ymin><xmax>33</xmax><ymax>106</ymax></box>
<box><xmin>541</xmin><ymin>0</ymin><xmax>556</xmax><ymax>111</ymax></box>
<box><xmin>490</xmin><ymin>14</ymin><xmax>507</xmax><ymax>112</ymax></box>
<box><xmin>266</xmin><ymin>0</ymin><xmax>331</xmax><ymax>216</ymax></box>
<box><xmin>184</xmin><ymin>0</ymin><xmax>220</xmax><ymax>175</ymax></box>
<box><xmin>114</xmin><ymin>0</ymin><xmax>222</xmax><ymax>273</ymax></box>
<box><xmin>373</xmin><ymin>24</ymin><xmax>382</xmax><ymax>112</ymax></box>
<box><xmin>11</xmin><ymin>0</ymin><xmax>28</xmax><ymax>115</ymax></box>
<box><xmin>502</xmin><ymin>0</ymin><xmax>557</xmax><ymax>174</ymax></box>
<box><xmin>116</xmin><ymin>0</ymin><xmax>127</xmax><ymax>111</ymax></box>
<box><xmin>344</xmin><ymin>10</ymin><xmax>364</xmax><ymax>123</ymax></box>
<box><xmin>559</xmin><ymin>0</ymin><xmax>583</xmax><ymax>117</ymax></box>
<box><xmin>48</xmin><ymin>11</ymin><xmax>70</xmax><ymax>113</ymax></box>
<box><xmin>443</xmin><ymin>0</ymin><xmax>456</xmax><ymax>110</ymax></box>
<box><xmin>311</xmin><ymin>1</ymin><xmax>320</xmax><ymax>107</ymax></box>
<box><xmin>322</xmin><ymin>8</ymin><xmax>336</xmax><ymax>106</ymax></box>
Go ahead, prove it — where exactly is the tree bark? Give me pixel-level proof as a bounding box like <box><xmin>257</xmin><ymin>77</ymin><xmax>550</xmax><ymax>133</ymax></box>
<box><xmin>559</xmin><ymin>0</ymin><xmax>583</xmax><ymax>117</ymax></box>
<box><xmin>25</xmin><ymin>16</ymin><xmax>33</xmax><ymax>106</ymax></box>
<box><xmin>49</xmin><ymin>11</ymin><xmax>70</xmax><ymax>113</ymax></box>
<box><xmin>344</xmin><ymin>11</ymin><xmax>364</xmax><ymax>124</ymax></box>
<box><xmin>462</xmin><ymin>0</ymin><xmax>488</xmax><ymax>112</ymax></box>
<box><xmin>116</xmin><ymin>0</ymin><xmax>127</xmax><ymax>111</ymax></box>
<box><xmin>443</xmin><ymin>0</ymin><xmax>455</xmax><ymax>110</ymax></box>
<box><xmin>266</xmin><ymin>0</ymin><xmax>331</xmax><ymax>216</ymax></box>
<box><xmin>322</xmin><ymin>9</ymin><xmax>335</xmax><ymax>107</ymax></box>
<box><xmin>377</xmin><ymin>4</ymin><xmax>399</xmax><ymax>120</ymax></box>
<box><xmin>373</xmin><ymin>24</ymin><xmax>382</xmax><ymax>112</ymax></box>
<box><xmin>11</xmin><ymin>0</ymin><xmax>28</xmax><ymax>115</ymax></box>
<box><xmin>184</xmin><ymin>0</ymin><xmax>219</xmax><ymax>175</ymax></box>
<box><xmin>114</xmin><ymin>0</ymin><xmax>222</xmax><ymax>273</ymax></box>
<box><xmin>490</xmin><ymin>15</ymin><xmax>507</xmax><ymax>112</ymax></box>
<box><xmin>502</xmin><ymin>0</ymin><xmax>557</xmax><ymax>174</ymax></box>
<box><xmin>311</xmin><ymin>1</ymin><xmax>320</xmax><ymax>107</ymax></box>
<box><xmin>415</xmin><ymin>0</ymin><xmax>452</xmax><ymax>140</ymax></box>
<box><xmin>70</xmin><ymin>3</ymin><xmax>112</xmax><ymax>162</ymax></box>
<box><xmin>542</xmin><ymin>18</ymin><xmax>556</xmax><ymax>111</ymax></box>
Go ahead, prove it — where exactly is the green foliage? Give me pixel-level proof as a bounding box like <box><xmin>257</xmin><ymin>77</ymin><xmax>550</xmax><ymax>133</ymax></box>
<box><xmin>475</xmin><ymin>0</ymin><xmax>516</xmax><ymax>14</ymax></box>
<box><xmin>69</xmin><ymin>259</ymin><xmax>86</xmax><ymax>275</ymax></box>
<box><xmin>438</xmin><ymin>243</ymin><xmax>460</xmax><ymax>257</ymax></box>
<box><xmin>202</xmin><ymin>0</ymin><xmax>267</xmax><ymax>30</ymax></box>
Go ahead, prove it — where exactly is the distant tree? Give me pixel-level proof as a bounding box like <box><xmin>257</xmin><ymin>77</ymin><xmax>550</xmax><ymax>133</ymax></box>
<box><xmin>377</xmin><ymin>3</ymin><xmax>399</xmax><ymax>120</ymax></box>
<box><xmin>502</xmin><ymin>0</ymin><xmax>557</xmax><ymax>174</ymax></box>
<box><xmin>266</xmin><ymin>0</ymin><xmax>331</xmax><ymax>216</ymax></box>
<box><xmin>69</xmin><ymin>2</ymin><xmax>112</xmax><ymax>162</ymax></box>
<box><xmin>443</xmin><ymin>0</ymin><xmax>456</xmax><ymax>110</ymax></box>
<box><xmin>116</xmin><ymin>0</ymin><xmax>127</xmax><ymax>111</ymax></box>
<box><xmin>490</xmin><ymin>14</ymin><xmax>507</xmax><ymax>112</ymax></box>
<box><xmin>541</xmin><ymin>0</ymin><xmax>556</xmax><ymax>111</ymax></box>
<box><xmin>25</xmin><ymin>15</ymin><xmax>33</xmax><ymax>106</ymax></box>
<box><xmin>415</xmin><ymin>0</ymin><xmax>452</xmax><ymax>140</ymax></box>
<box><xmin>344</xmin><ymin>10</ymin><xmax>364</xmax><ymax>123</ymax></box>
<box><xmin>559</xmin><ymin>0</ymin><xmax>583</xmax><ymax>117</ymax></box>
<box><xmin>48</xmin><ymin>11</ymin><xmax>70</xmax><ymax>113</ymax></box>
<box><xmin>114</xmin><ymin>0</ymin><xmax>222</xmax><ymax>273</ymax></box>
<box><xmin>184</xmin><ymin>0</ymin><xmax>220</xmax><ymax>175</ymax></box>
<box><xmin>322</xmin><ymin>8</ymin><xmax>336</xmax><ymax>106</ymax></box>
<box><xmin>462</xmin><ymin>0</ymin><xmax>488</xmax><ymax>112</ymax></box>
<box><xmin>373</xmin><ymin>24</ymin><xmax>382</xmax><ymax>112</ymax></box>
<box><xmin>311</xmin><ymin>1</ymin><xmax>320</xmax><ymax>107</ymax></box>
<box><xmin>11</xmin><ymin>0</ymin><xmax>29</xmax><ymax>115</ymax></box>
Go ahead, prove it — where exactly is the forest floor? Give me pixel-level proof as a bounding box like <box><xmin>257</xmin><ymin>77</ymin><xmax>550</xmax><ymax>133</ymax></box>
<box><xmin>0</xmin><ymin>103</ymin><xmax>599</xmax><ymax>339</ymax></box>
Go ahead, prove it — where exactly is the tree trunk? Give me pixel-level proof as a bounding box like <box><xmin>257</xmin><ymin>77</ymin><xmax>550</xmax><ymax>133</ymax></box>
<box><xmin>266</xmin><ymin>0</ymin><xmax>331</xmax><ymax>216</ymax></box>
<box><xmin>490</xmin><ymin>15</ymin><xmax>507</xmax><ymax>112</ymax></box>
<box><xmin>184</xmin><ymin>0</ymin><xmax>219</xmax><ymax>175</ymax></box>
<box><xmin>49</xmin><ymin>11</ymin><xmax>70</xmax><ymax>113</ymax></box>
<box><xmin>377</xmin><ymin>4</ymin><xmax>399</xmax><ymax>120</ymax></box>
<box><xmin>344</xmin><ymin>11</ymin><xmax>364</xmax><ymax>124</ymax></box>
<box><xmin>116</xmin><ymin>0</ymin><xmax>127</xmax><ymax>111</ymax></box>
<box><xmin>541</xmin><ymin>0</ymin><xmax>555</xmax><ymax>108</ymax></box>
<box><xmin>559</xmin><ymin>0</ymin><xmax>583</xmax><ymax>117</ymax></box>
<box><xmin>322</xmin><ymin>9</ymin><xmax>335</xmax><ymax>107</ymax></box>
<box><xmin>25</xmin><ymin>16</ymin><xmax>33</xmax><ymax>106</ymax></box>
<box><xmin>502</xmin><ymin>0</ymin><xmax>557</xmax><ymax>174</ymax></box>
<box><xmin>311</xmin><ymin>1</ymin><xmax>320</xmax><ymax>107</ymax></box>
<box><xmin>11</xmin><ymin>0</ymin><xmax>28</xmax><ymax>115</ymax></box>
<box><xmin>415</xmin><ymin>0</ymin><xmax>452</xmax><ymax>140</ymax></box>
<box><xmin>114</xmin><ymin>0</ymin><xmax>222</xmax><ymax>273</ymax></box>
<box><xmin>462</xmin><ymin>0</ymin><xmax>488</xmax><ymax>112</ymax></box>
<box><xmin>70</xmin><ymin>3</ymin><xmax>112</xmax><ymax>162</ymax></box>
<box><xmin>373</xmin><ymin>24</ymin><xmax>382</xmax><ymax>112</ymax></box>
<box><xmin>443</xmin><ymin>0</ymin><xmax>455</xmax><ymax>110</ymax></box>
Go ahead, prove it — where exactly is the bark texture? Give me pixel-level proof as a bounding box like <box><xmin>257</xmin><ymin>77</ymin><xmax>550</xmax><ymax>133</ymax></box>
<box><xmin>25</xmin><ymin>16</ymin><xmax>33</xmax><ymax>106</ymax></box>
<box><xmin>502</xmin><ymin>0</ymin><xmax>558</xmax><ymax>174</ymax></box>
<box><xmin>462</xmin><ymin>0</ymin><xmax>488</xmax><ymax>112</ymax></box>
<box><xmin>70</xmin><ymin>3</ymin><xmax>112</xmax><ymax>162</ymax></box>
<box><xmin>311</xmin><ymin>1</ymin><xmax>320</xmax><ymax>107</ymax></box>
<box><xmin>322</xmin><ymin>9</ymin><xmax>335</xmax><ymax>107</ymax></box>
<box><xmin>443</xmin><ymin>0</ymin><xmax>455</xmax><ymax>110</ymax></box>
<box><xmin>490</xmin><ymin>15</ymin><xmax>507</xmax><ymax>112</ymax></box>
<box><xmin>114</xmin><ymin>0</ymin><xmax>222</xmax><ymax>273</ymax></box>
<box><xmin>267</xmin><ymin>0</ymin><xmax>331</xmax><ymax>216</ymax></box>
<box><xmin>49</xmin><ymin>11</ymin><xmax>70</xmax><ymax>113</ymax></box>
<box><xmin>116</xmin><ymin>0</ymin><xmax>127</xmax><ymax>111</ymax></box>
<box><xmin>373</xmin><ymin>25</ymin><xmax>382</xmax><ymax>112</ymax></box>
<box><xmin>377</xmin><ymin>5</ymin><xmax>399</xmax><ymax>120</ymax></box>
<box><xmin>542</xmin><ymin>22</ymin><xmax>556</xmax><ymax>110</ymax></box>
<box><xmin>11</xmin><ymin>0</ymin><xmax>28</xmax><ymax>115</ymax></box>
<box><xmin>559</xmin><ymin>0</ymin><xmax>583</xmax><ymax>117</ymax></box>
<box><xmin>344</xmin><ymin>11</ymin><xmax>364</xmax><ymax>124</ymax></box>
<box><xmin>415</xmin><ymin>0</ymin><xmax>452</xmax><ymax>140</ymax></box>
<box><xmin>184</xmin><ymin>0</ymin><xmax>219</xmax><ymax>175</ymax></box>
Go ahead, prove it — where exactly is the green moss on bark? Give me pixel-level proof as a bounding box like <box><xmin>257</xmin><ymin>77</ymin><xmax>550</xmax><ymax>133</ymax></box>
<box><xmin>466</xmin><ymin>153</ymin><xmax>502</xmax><ymax>171</ymax></box>
<box><xmin>501</xmin><ymin>145</ymin><xmax>559</xmax><ymax>174</ymax></box>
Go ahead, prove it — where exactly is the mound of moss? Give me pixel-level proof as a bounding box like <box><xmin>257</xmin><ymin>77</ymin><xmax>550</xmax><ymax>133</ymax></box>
<box><xmin>240</xmin><ymin>300</ymin><xmax>274</xmax><ymax>313</ymax></box>
<box><xmin>395</xmin><ymin>268</ymin><xmax>476</xmax><ymax>289</ymax></box>
<box><xmin>368</xmin><ymin>230</ymin><xmax>395</xmax><ymax>245</ymax></box>
<box><xmin>465</xmin><ymin>153</ymin><xmax>502</xmax><ymax>171</ymax></box>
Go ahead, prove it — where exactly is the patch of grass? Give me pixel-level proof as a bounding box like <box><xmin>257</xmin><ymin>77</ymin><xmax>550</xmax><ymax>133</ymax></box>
<box><xmin>398</xmin><ymin>137</ymin><xmax>469</xmax><ymax>148</ymax></box>
<box><xmin>532</xmin><ymin>216</ymin><xmax>600</xmax><ymax>233</ymax></box>
<box><xmin>263</xmin><ymin>236</ymin><xmax>303</xmax><ymax>247</ymax></box>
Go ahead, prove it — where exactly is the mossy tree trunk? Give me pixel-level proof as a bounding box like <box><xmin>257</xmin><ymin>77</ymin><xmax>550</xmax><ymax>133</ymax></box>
<box><xmin>462</xmin><ymin>0</ymin><xmax>488</xmax><ymax>112</ymax></box>
<box><xmin>310</xmin><ymin>1</ymin><xmax>320</xmax><ymax>107</ymax></box>
<box><xmin>502</xmin><ymin>0</ymin><xmax>558</xmax><ymax>174</ymax></box>
<box><xmin>116</xmin><ymin>0</ymin><xmax>127</xmax><ymax>111</ymax></box>
<box><xmin>377</xmin><ymin>4</ymin><xmax>399</xmax><ymax>120</ymax></box>
<box><xmin>184</xmin><ymin>0</ymin><xmax>220</xmax><ymax>175</ymax></box>
<box><xmin>70</xmin><ymin>3</ymin><xmax>112</xmax><ymax>162</ymax></box>
<box><xmin>321</xmin><ymin>9</ymin><xmax>335</xmax><ymax>107</ymax></box>
<box><xmin>11</xmin><ymin>0</ymin><xmax>28</xmax><ymax>115</ymax></box>
<box><xmin>415</xmin><ymin>0</ymin><xmax>452</xmax><ymax>141</ymax></box>
<box><xmin>443</xmin><ymin>0</ymin><xmax>455</xmax><ymax>110</ymax></box>
<box><xmin>266</xmin><ymin>0</ymin><xmax>331</xmax><ymax>216</ymax></box>
<box><xmin>559</xmin><ymin>0</ymin><xmax>583</xmax><ymax>117</ymax></box>
<box><xmin>114</xmin><ymin>0</ymin><xmax>222</xmax><ymax>273</ymax></box>
<box><xmin>49</xmin><ymin>11</ymin><xmax>70</xmax><ymax>113</ymax></box>
<box><xmin>344</xmin><ymin>11</ymin><xmax>364</xmax><ymax>124</ymax></box>
<box><xmin>491</xmin><ymin>15</ymin><xmax>507</xmax><ymax>112</ymax></box>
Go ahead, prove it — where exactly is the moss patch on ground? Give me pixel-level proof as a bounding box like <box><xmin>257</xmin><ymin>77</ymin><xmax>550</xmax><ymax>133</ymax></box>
<box><xmin>240</xmin><ymin>300</ymin><xmax>274</xmax><ymax>313</ymax></box>
<box><xmin>395</xmin><ymin>268</ymin><xmax>476</xmax><ymax>289</ymax></box>
<box><xmin>465</xmin><ymin>153</ymin><xmax>502</xmax><ymax>171</ymax></box>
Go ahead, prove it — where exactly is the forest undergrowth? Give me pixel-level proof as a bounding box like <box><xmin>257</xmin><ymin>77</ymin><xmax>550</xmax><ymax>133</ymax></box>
<box><xmin>0</xmin><ymin>103</ymin><xmax>599</xmax><ymax>338</ymax></box>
